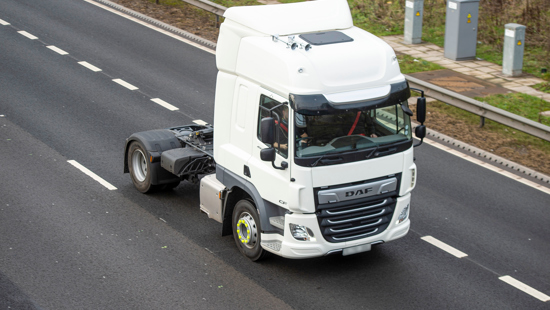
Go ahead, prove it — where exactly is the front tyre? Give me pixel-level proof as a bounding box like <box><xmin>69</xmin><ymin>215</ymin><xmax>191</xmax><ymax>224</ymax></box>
<box><xmin>232</xmin><ymin>200</ymin><xmax>268</xmax><ymax>261</ymax></box>
<box><xmin>128</xmin><ymin>141</ymin><xmax>155</xmax><ymax>193</ymax></box>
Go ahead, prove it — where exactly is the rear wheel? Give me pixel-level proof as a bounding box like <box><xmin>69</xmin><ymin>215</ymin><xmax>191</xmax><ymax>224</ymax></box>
<box><xmin>128</xmin><ymin>141</ymin><xmax>155</xmax><ymax>193</ymax></box>
<box><xmin>232</xmin><ymin>199</ymin><xmax>268</xmax><ymax>261</ymax></box>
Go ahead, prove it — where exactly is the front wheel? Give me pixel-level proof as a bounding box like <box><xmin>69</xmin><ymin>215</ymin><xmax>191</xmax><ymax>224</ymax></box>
<box><xmin>232</xmin><ymin>200</ymin><xmax>268</xmax><ymax>261</ymax></box>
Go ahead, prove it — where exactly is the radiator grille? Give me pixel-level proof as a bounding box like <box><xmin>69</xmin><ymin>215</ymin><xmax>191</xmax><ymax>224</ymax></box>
<box><xmin>317</xmin><ymin>197</ymin><xmax>395</xmax><ymax>242</ymax></box>
<box><xmin>315</xmin><ymin>175</ymin><xmax>400</xmax><ymax>243</ymax></box>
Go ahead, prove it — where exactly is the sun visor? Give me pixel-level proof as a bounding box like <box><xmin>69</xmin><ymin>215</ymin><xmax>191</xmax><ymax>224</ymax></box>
<box><xmin>289</xmin><ymin>80</ymin><xmax>410</xmax><ymax>115</ymax></box>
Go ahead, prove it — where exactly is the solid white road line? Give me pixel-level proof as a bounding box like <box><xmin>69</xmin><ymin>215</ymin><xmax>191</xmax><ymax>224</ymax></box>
<box><xmin>113</xmin><ymin>79</ymin><xmax>138</xmax><ymax>90</ymax></box>
<box><xmin>151</xmin><ymin>98</ymin><xmax>179</xmax><ymax>111</ymax></box>
<box><xmin>67</xmin><ymin>160</ymin><xmax>117</xmax><ymax>190</ymax></box>
<box><xmin>499</xmin><ymin>276</ymin><xmax>550</xmax><ymax>302</ymax></box>
<box><xmin>46</xmin><ymin>45</ymin><xmax>69</xmax><ymax>55</ymax></box>
<box><xmin>18</xmin><ymin>31</ymin><xmax>38</xmax><ymax>40</ymax></box>
<box><xmin>0</xmin><ymin>18</ymin><xmax>10</xmax><ymax>25</ymax></box>
<box><xmin>78</xmin><ymin>61</ymin><xmax>102</xmax><ymax>72</ymax></box>
<box><xmin>83</xmin><ymin>0</ymin><xmax>215</xmax><ymax>55</ymax></box>
<box><xmin>423</xmin><ymin>138</ymin><xmax>550</xmax><ymax>196</ymax></box>
<box><xmin>193</xmin><ymin>120</ymin><xmax>208</xmax><ymax>126</ymax></box>
<box><xmin>421</xmin><ymin>236</ymin><xmax>468</xmax><ymax>258</ymax></box>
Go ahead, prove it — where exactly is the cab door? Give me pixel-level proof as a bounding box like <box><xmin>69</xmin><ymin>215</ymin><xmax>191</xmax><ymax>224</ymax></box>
<box><xmin>247</xmin><ymin>90</ymin><xmax>292</xmax><ymax>209</ymax></box>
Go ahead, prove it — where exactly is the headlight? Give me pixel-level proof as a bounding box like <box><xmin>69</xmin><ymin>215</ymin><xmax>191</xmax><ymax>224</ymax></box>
<box><xmin>397</xmin><ymin>204</ymin><xmax>410</xmax><ymax>225</ymax></box>
<box><xmin>289</xmin><ymin>223</ymin><xmax>316</xmax><ymax>241</ymax></box>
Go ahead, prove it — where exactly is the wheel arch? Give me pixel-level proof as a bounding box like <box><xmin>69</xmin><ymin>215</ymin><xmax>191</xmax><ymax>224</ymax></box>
<box><xmin>221</xmin><ymin>187</ymin><xmax>251</xmax><ymax>236</ymax></box>
<box><xmin>124</xmin><ymin>129</ymin><xmax>181</xmax><ymax>185</ymax></box>
<box><xmin>217</xmin><ymin>165</ymin><xmax>284</xmax><ymax>237</ymax></box>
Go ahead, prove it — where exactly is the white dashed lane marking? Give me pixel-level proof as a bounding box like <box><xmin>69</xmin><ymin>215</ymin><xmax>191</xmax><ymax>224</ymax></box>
<box><xmin>18</xmin><ymin>30</ymin><xmax>38</xmax><ymax>40</ymax></box>
<box><xmin>421</xmin><ymin>235</ymin><xmax>550</xmax><ymax>302</ymax></box>
<box><xmin>78</xmin><ymin>61</ymin><xmax>102</xmax><ymax>72</ymax></box>
<box><xmin>0</xmin><ymin>18</ymin><xmax>10</xmax><ymax>25</ymax></box>
<box><xmin>421</xmin><ymin>236</ymin><xmax>468</xmax><ymax>258</ymax></box>
<box><xmin>151</xmin><ymin>98</ymin><xmax>178</xmax><ymax>111</ymax></box>
<box><xmin>46</xmin><ymin>45</ymin><xmax>69</xmax><ymax>55</ymax></box>
<box><xmin>499</xmin><ymin>276</ymin><xmax>550</xmax><ymax>302</ymax></box>
<box><xmin>67</xmin><ymin>160</ymin><xmax>117</xmax><ymax>190</ymax></box>
<box><xmin>193</xmin><ymin>120</ymin><xmax>208</xmax><ymax>126</ymax></box>
<box><xmin>113</xmin><ymin>78</ymin><xmax>138</xmax><ymax>90</ymax></box>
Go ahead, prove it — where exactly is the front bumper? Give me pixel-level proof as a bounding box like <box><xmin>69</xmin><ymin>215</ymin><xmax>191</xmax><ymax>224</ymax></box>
<box><xmin>260</xmin><ymin>193</ymin><xmax>411</xmax><ymax>259</ymax></box>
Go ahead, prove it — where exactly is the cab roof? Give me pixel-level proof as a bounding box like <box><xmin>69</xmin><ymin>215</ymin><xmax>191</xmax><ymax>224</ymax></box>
<box><xmin>223</xmin><ymin>0</ymin><xmax>353</xmax><ymax>36</ymax></box>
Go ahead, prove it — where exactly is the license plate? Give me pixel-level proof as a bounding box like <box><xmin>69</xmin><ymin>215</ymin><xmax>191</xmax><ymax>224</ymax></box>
<box><xmin>342</xmin><ymin>243</ymin><xmax>372</xmax><ymax>256</ymax></box>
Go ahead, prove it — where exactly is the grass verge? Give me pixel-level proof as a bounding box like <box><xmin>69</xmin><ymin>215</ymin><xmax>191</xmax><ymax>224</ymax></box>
<box><xmin>410</xmin><ymin>99</ymin><xmax>550</xmax><ymax>175</ymax></box>
<box><xmin>397</xmin><ymin>54</ymin><xmax>446</xmax><ymax>74</ymax></box>
<box><xmin>475</xmin><ymin>93</ymin><xmax>550</xmax><ymax>126</ymax></box>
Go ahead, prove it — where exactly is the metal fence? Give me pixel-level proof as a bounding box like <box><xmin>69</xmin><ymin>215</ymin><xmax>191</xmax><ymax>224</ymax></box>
<box><xmin>182</xmin><ymin>0</ymin><xmax>226</xmax><ymax>16</ymax></box>
<box><xmin>405</xmin><ymin>75</ymin><xmax>550</xmax><ymax>142</ymax></box>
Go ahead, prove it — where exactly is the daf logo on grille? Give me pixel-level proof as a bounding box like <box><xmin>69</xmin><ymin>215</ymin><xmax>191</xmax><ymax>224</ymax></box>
<box><xmin>345</xmin><ymin>188</ymin><xmax>373</xmax><ymax>197</ymax></box>
<box><xmin>318</xmin><ymin>177</ymin><xmax>398</xmax><ymax>205</ymax></box>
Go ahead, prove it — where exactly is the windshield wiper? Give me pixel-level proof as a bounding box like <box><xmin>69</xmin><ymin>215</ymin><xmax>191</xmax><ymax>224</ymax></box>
<box><xmin>310</xmin><ymin>149</ymin><xmax>348</xmax><ymax>167</ymax></box>
<box><xmin>365</xmin><ymin>140</ymin><xmax>404</xmax><ymax>159</ymax></box>
<box><xmin>365</xmin><ymin>144</ymin><xmax>381</xmax><ymax>159</ymax></box>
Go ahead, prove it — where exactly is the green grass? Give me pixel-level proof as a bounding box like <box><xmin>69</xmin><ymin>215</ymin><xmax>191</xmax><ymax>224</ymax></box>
<box><xmin>209</xmin><ymin>0</ymin><xmax>259</xmax><ymax>7</ymax></box>
<box><xmin>428</xmin><ymin>100</ymin><xmax>550</xmax><ymax>153</ymax></box>
<box><xmin>532</xmin><ymin>81</ymin><xmax>550</xmax><ymax>94</ymax></box>
<box><xmin>397</xmin><ymin>54</ymin><xmax>446</xmax><ymax>74</ymax></box>
<box><xmin>421</xmin><ymin>25</ymin><xmax>445</xmax><ymax>47</ymax></box>
<box><xmin>474</xmin><ymin>93</ymin><xmax>550</xmax><ymax>126</ymax></box>
<box><xmin>348</xmin><ymin>0</ymin><xmax>405</xmax><ymax>37</ymax></box>
<box><xmin>532</xmin><ymin>72</ymin><xmax>550</xmax><ymax>93</ymax></box>
<box><xmin>347</xmin><ymin>0</ymin><xmax>550</xmax><ymax>79</ymax></box>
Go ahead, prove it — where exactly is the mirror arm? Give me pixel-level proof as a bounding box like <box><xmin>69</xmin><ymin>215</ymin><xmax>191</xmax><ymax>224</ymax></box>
<box><xmin>414</xmin><ymin>138</ymin><xmax>424</xmax><ymax>148</ymax></box>
<box><xmin>272</xmin><ymin>160</ymin><xmax>288</xmax><ymax>170</ymax></box>
<box><xmin>410</xmin><ymin>87</ymin><xmax>424</xmax><ymax>98</ymax></box>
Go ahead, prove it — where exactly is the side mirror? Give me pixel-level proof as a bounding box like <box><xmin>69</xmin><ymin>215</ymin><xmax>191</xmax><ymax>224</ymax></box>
<box><xmin>260</xmin><ymin>117</ymin><xmax>275</xmax><ymax>145</ymax></box>
<box><xmin>416</xmin><ymin>97</ymin><xmax>426</xmax><ymax>124</ymax></box>
<box><xmin>414</xmin><ymin>125</ymin><xmax>426</xmax><ymax>147</ymax></box>
<box><xmin>409</xmin><ymin>87</ymin><xmax>427</xmax><ymax>149</ymax></box>
<box><xmin>415</xmin><ymin>125</ymin><xmax>426</xmax><ymax>139</ymax></box>
<box><xmin>260</xmin><ymin>147</ymin><xmax>288</xmax><ymax>170</ymax></box>
<box><xmin>260</xmin><ymin>148</ymin><xmax>276</xmax><ymax>162</ymax></box>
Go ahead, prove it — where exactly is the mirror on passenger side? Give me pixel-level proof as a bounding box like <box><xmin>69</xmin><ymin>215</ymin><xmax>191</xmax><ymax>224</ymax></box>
<box><xmin>260</xmin><ymin>117</ymin><xmax>275</xmax><ymax>145</ymax></box>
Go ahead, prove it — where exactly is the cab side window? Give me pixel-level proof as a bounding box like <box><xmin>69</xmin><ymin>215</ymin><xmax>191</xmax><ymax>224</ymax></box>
<box><xmin>257</xmin><ymin>95</ymin><xmax>288</xmax><ymax>159</ymax></box>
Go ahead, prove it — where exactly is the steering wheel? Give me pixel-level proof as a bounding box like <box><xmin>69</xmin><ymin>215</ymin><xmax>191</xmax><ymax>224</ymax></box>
<box><xmin>296</xmin><ymin>136</ymin><xmax>315</xmax><ymax>148</ymax></box>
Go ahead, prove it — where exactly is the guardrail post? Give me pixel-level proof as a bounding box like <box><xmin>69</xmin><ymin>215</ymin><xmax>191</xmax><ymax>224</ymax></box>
<box><xmin>502</xmin><ymin>23</ymin><xmax>526</xmax><ymax>77</ymax></box>
<box><xmin>444</xmin><ymin>0</ymin><xmax>480</xmax><ymax>61</ymax></box>
<box><xmin>404</xmin><ymin>0</ymin><xmax>424</xmax><ymax>44</ymax></box>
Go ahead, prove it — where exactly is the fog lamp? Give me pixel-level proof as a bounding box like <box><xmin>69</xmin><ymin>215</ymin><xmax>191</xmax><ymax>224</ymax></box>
<box><xmin>397</xmin><ymin>204</ymin><xmax>410</xmax><ymax>225</ymax></box>
<box><xmin>289</xmin><ymin>223</ymin><xmax>315</xmax><ymax>241</ymax></box>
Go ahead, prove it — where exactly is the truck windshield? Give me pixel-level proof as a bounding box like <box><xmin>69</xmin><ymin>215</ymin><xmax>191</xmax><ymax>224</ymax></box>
<box><xmin>295</xmin><ymin>102</ymin><xmax>412</xmax><ymax>159</ymax></box>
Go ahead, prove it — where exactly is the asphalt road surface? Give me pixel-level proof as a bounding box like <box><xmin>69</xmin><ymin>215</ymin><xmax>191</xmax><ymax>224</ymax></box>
<box><xmin>1</xmin><ymin>0</ymin><xmax>549</xmax><ymax>309</ymax></box>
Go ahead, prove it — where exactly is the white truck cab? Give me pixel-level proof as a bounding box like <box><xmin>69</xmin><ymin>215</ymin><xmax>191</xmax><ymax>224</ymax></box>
<box><xmin>124</xmin><ymin>0</ymin><xmax>427</xmax><ymax>261</ymax></box>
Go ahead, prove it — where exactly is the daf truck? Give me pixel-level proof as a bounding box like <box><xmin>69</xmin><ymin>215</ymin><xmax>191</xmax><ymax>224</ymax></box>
<box><xmin>124</xmin><ymin>0</ymin><xmax>427</xmax><ymax>261</ymax></box>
